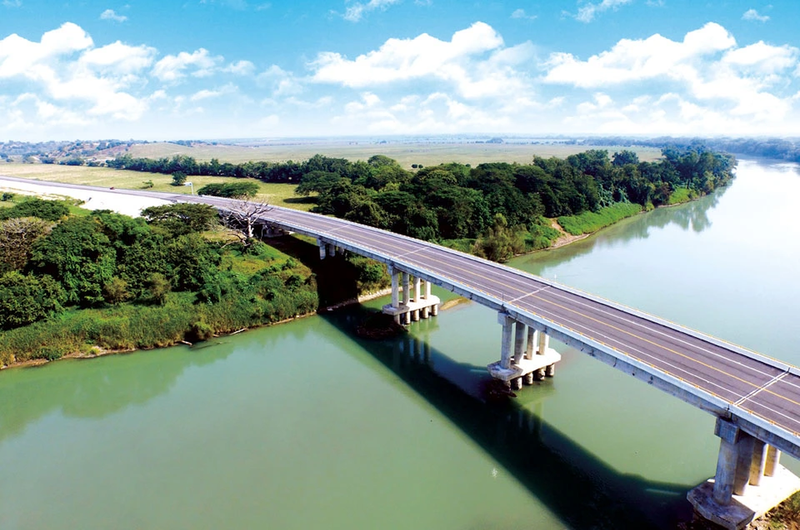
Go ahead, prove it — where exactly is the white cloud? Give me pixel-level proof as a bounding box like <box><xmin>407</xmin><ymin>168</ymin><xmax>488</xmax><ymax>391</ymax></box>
<box><xmin>544</xmin><ymin>22</ymin><xmax>798</xmax><ymax>130</ymax></box>
<box><xmin>80</xmin><ymin>41</ymin><xmax>156</xmax><ymax>74</ymax></box>
<box><xmin>257</xmin><ymin>64</ymin><xmax>304</xmax><ymax>96</ymax></box>
<box><xmin>99</xmin><ymin>9</ymin><xmax>127</xmax><ymax>22</ymax></box>
<box><xmin>343</xmin><ymin>0</ymin><xmax>401</xmax><ymax>22</ymax></box>
<box><xmin>511</xmin><ymin>8</ymin><xmax>536</xmax><ymax>20</ymax></box>
<box><xmin>224</xmin><ymin>59</ymin><xmax>255</xmax><ymax>75</ymax></box>
<box><xmin>3</xmin><ymin>0</ymin><xmax>21</xmax><ymax>7</ymax></box>
<box><xmin>742</xmin><ymin>8</ymin><xmax>769</xmax><ymax>22</ymax></box>
<box><xmin>152</xmin><ymin>48</ymin><xmax>222</xmax><ymax>82</ymax></box>
<box><xmin>189</xmin><ymin>84</ymin><xmax>237</xmax><ymax>101</ymax></box>
<box><xmin>311</xmin><ymin>22</ymin><xmax>535</xmax><ymax>99</ymax></box>
<box><xmin>574</xmin><ymin>0</ymin><xmax>633</xmax><ymax>23</ymax></box>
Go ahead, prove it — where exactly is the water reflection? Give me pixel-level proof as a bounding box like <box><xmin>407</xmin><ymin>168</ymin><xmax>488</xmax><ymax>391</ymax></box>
<box><xmin>514</xmin><ymin>186</ymin><xmax>727</xmax><ymax>271</ymax></box>
<box><xmin>327</xmin><ymin>308</ymin><xmax>692</xmax><ymax>529</ymax></box>
<box><xmin>0</xmin><ymin>341</ymin><xmax>236</xmax><ymax>443</ymax></box>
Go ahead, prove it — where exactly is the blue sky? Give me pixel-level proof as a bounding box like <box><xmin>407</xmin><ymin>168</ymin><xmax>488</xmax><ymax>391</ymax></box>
<box><xmin>2</xmin><ymin>0</ymin><xmax>800</xmax><ymax>141</ymax></box>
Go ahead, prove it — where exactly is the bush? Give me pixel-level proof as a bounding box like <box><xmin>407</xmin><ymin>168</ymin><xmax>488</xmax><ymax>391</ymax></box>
<box><xmin>171</xmin><ymin>172</ymin><xmax>187</xmax><ymax>186</ymax></box>
<box><xmin>0</xmin><ymin>198</ymin><xmax>70</xmax><ymax>221</ymax></box>
<box><xmin>1</xmin><ymin>192</ymin><xmax>15</xmax><ymax>201</ymax></box>
<box><xmin>0</xmin><ymin>271</ymin><xmax>65</xmax><ymax>329</ymax></box>
<box><xmin>197</xmin><ymin>182</ymin><xmax>260</xmax><ymax>199</ymax></box>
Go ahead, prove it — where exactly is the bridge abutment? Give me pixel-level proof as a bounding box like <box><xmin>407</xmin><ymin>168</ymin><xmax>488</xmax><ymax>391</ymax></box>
<box><xmin>487</xmin><ymin>312</ymin><xmax>561</xmax><ymax>388</ymax></box>
<box><xmin>688</xmin><ymin>418</ymin><xmax>800</xmax><ymax>529</ymax></box>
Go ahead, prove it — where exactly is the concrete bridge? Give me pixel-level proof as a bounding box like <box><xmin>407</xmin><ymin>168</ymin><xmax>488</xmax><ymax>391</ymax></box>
<box><xmin>2</xmin><ymin>176</ymin><xmax>799</xmax><ymax>529</ymax></box>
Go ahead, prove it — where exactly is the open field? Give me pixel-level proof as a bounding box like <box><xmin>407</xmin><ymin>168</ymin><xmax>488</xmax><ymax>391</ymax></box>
<box><xmin>127</xmin><ymin>141</ymin><xmax>664</xmax><ymax>167</ymax></box>
<box><xmin>0</xmin><ymin>164</ymin><xmax>312</xmax><ymax>211</ymax></box>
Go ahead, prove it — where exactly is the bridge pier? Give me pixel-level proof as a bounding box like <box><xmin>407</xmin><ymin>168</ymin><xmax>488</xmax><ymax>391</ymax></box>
<box><xmin>381</xmin><ymin>266</ymin><xmax>440</xmax><ymax>325</ymax></box>
<box><xmin>487</xmin><ymin>313</ymin><xmax>561</xmax><ymax>388</ymax></box>
<box><xmin>687</xmin><ymin>418</ymin><xmax>800</xmax><ymax>530</ymax></box>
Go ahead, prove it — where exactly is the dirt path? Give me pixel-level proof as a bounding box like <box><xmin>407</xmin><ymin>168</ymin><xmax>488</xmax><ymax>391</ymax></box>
<box><xmin>548</xmin><ymin>218</ymin><xmax>590</xmax><ymax>249</ymax></box>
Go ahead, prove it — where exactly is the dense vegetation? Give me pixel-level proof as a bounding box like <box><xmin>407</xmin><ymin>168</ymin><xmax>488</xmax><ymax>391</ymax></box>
<box><xmin>104</xmin><ymin>148</ymin><xmax>735</xmax><ymax>262</ymax></box>
<box><xmin>0</xmin><ymin>198</ymin><xmax>372</xmax><ymax>367</ymax></box>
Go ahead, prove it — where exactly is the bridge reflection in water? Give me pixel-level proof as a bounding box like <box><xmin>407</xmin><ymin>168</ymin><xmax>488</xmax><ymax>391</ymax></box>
<box><xmin>328</xmin><ymin>309</ymin><xmax>694</xmax><ymax>530</ymax></box>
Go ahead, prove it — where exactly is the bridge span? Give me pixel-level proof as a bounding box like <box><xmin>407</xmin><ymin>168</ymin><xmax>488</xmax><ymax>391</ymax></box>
<box><xmin>2</xmin><ymin>176</ymin><xmax>799</xmax><ymax>528</ymax></box>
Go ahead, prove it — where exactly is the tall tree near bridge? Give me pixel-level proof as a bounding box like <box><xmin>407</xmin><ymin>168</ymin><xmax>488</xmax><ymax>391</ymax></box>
<box><xmin>220</xmin><ymin>200</ymin><xmax>272</xmax><ymax>250</ymax></box>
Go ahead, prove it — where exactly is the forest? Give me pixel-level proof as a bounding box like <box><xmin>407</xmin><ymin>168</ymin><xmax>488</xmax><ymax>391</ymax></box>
<box><xmin>107</xmin><ymin>147</ymin><xmax>736</xmax><ymax>261</ymax></box>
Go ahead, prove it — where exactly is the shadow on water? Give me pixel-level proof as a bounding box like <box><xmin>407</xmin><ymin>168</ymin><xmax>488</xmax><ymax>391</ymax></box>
<box><xmin>323</xmin><ymin>306</ymin><xmax>694</xmax><ymax>530</ymax></box>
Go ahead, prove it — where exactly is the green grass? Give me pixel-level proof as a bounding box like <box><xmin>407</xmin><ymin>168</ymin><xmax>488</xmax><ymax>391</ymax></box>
<box><xmin>668</xmin><ymin>186</ymin><xmax>695</xmax><ymax>205</ymax></box>
<box><xmin>557</xmin><ymin>203</ymin><xmax>643</xmax><ymax>236</ymax></box>
<box><xmin>0</xmin><ymin>164</ymin><xmax>312</xmax><ymax>211</ymax></box>
<box><xmin>126</xmin><ymin>141</ymin><xmax>664</xmax><ymax>168</ymax></box>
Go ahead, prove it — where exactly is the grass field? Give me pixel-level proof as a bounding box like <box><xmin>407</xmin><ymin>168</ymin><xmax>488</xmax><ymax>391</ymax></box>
<box><xmin>127</xmin><ymin>141</ymin><xmax>664</xmax><ymax>167</ymax></box>
<box><xmin>0</xmin><ymin>164</ymin><xmax>313</xmax><ymax>211</ymax></box>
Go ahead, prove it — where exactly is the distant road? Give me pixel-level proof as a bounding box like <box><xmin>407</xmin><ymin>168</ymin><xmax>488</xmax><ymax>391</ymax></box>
<box><xmin>3</xmin><ymin>175</ymin><xmax>798</xmax><ymax>458</ymax></box>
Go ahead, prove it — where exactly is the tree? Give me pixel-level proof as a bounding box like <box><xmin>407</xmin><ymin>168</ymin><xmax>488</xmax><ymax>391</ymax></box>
<box><xmin>171</xmin><ymin>171</ymin><xmax>187</xmax><ymax>186</ymax></box>
<box><xmin>0</xmin><ymin>271</ymin><xmax>65</xmax><ymax>329</ymax></box>
<box><xmin>141</xmin><ymin>203</ymin><xmax>219</xmax><ymax>236</ymax></box>
<box><xmin>197</xmin><ymin>182</ymin><xmax>259</xmax><ymax>199</ymax></box>
<box><xmin>0</xmin><ymin>217</ymin><xmax>53</xmax><ymax>273</ymax></box>
<box><xmin>147</xmin><ymin>272</ymin><xmax>171</xmax><ymax>305</ymax></box>
<box><xmin>220</xmin><ymin>200</ymin><xmax>272</xmax><ymax>249</ymax></box>
<box><xmin>103</xmin><ymin>277</ymin><xmax>131</xmax><ymax>304</ymax></box>
<box><xmin>30</xmin><ymin>216</ymin><xmax>117</xmax><ymax>306</ymax></box>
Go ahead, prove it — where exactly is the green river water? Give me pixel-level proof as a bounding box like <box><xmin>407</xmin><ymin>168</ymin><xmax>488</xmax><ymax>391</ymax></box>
<box><xmin>1</xmin><ymin>159</ymin><xmax>799</xmax><ymax>529</ymax></box>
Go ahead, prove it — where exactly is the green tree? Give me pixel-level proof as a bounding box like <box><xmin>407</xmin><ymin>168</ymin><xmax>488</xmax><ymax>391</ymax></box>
<box><xmin>103</xmin><ymin>277</ymin><xmax>131</xmax><ymax>304</ymax></box>
<box><xmin>171</xmin><ymin>171</ymin><xmax>187</xmax><ymax>186</ymax></box>
<box><xmin>0</xmin><ymin>271</ymin><xmax>65</xmax><ymax>329</ymax></box>
<box><xmin>30</xmin><ymin>216</ymin><xmax>117</xmax><ymax>306</ymax></box>
<box><xmin>141</xmin><ymin>203</ymin><xmax>219</xmax><ymax>236</ymax></box>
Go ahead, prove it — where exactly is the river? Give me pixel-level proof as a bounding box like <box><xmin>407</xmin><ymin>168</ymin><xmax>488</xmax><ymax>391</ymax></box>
<box><xmin>1</xmin><ymin>159</ymin><xmax>798</xmax><ymax>529</ymax></box>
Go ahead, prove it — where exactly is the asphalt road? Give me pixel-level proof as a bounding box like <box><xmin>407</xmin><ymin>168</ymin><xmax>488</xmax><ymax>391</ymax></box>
<box><xmin>3</xmin><ymin>176</ymin><xmax>799</xmax><ymax>451</ymax></box>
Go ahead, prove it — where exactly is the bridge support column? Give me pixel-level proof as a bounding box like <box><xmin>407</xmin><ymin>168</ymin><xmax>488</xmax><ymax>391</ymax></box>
<box><xmin>318</xmin><ymin>240</ymin><xmax>327</xmax><ymax>260</ymax></box>
<box><xmin>499</xmin><ymin>313</ymin><xmax>513</xmax><ymax>371</ymax></box>
<box><xmin>412</xmin><ymin>277</ymin><xmax>421</xmax><ymax>321</ymax></box>
<box><xmin>389</xmin><ymin>267</ymin><xmax>400</xmax><ymax>324</ymax></box>
<box><xmin>402</xmin><ymin>274</ymin><xmax>411</xmax><ymax>325</ymax></box>
<box><xmin>765</xmin><ymin>445</ymin><xmax>781</xmax><ymax>477</ymax></box>
<box><xmin>688</xmin><ymin>418</ymin><xmax>800</xmax><ymax>530</ymax></box>
<box><xmin>487</xmin><ymin>319</ymin><xmax>561</xmax><ymax>388</ymax></box>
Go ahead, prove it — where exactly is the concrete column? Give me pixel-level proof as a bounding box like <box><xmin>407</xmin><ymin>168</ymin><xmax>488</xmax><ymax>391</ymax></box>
<box><xmin>402</xmin><ymin>273</ymin><xmax>410</xmax><ymax>306</ymax></box>
<box><xmin>733</xmin><ymin>435</ymin><xmax>755</xmax><ymax>496</ymax></box>
<box><xmin>404</xmin><ymin>311</ymin><xmax>411</xmax><ymax>325</ymax></box>
<box><xmin>525</xmin><ymin>327</ymin><xmax>535</xmax><ymax>359</ymax></box>
<box><xmin>421</xmin><ymin>306</ymin><xmax>429</xmax><ymax>319</ymax></box>
<box><xmin>712</xmin><ymin>418</ymin><xmax>756</xmax><ymax>503</ymax></box>
<box><xmin>499</xmin><ymin>313</ymin><xmax>513</xmax><ymax>369</ymax></box>
<box><xmin>511</xmin><ymin>377</ymin><xmax>522</xmax><ymax>390</ymax></box>
<box><xmin>390</xmin><ymin>271</ymin><xmax>399</xmax><ymax>309</ymax></box>
<box><xmin>765</xmin><ymin>445</ymin><xmax>781</xmax><ymax>477</ymax></box>
<box><xmin>318</xmin><ymin>240</ymin><xmax>327</xmax><ymax>260</ymax></box>
<box><xmin>413</xmin><ymin>277</ymin><xmax>421</xmax><ymax>303</ymax></box>
<box><xmin>425</xmin><ymin>280</ymin><xmax>431</xmax><ymax>300</ymax></box>
<box><xmin>514</xmin><ymin>321</ymin><xmax>526</xmax><ymax>364</ymax></box>
<box><xmin>431</xmin><ymin>304</ymin><xmax>439</xmax><ymax>316</ymax></box>
<box><xmin>327</xmin><ymin>243</ymin><xmax>335</xmax><ymax>257</ymax></box>
<box><xmin>546</xmin><ymin>363</ymin><xmax>556</xmax><ymax>377</ymax></box>
<box><xmin>749</xmin><ymin>439</ymin><xmax>767</xmax><ymax>486</ymax></box>
<box><xmin>538</xmin><ymin>330</ymin><xmax>549</xmax><ymax>355</ymax></box>
<box><xmin>337</xmin><ymin>246</ymin><xmax>345</xmax><ymax>256</ymax></box>
<box><xmin>524</xmin><ymin>372</ymin><xmax>534</xmax><ymax>385</ymax></box>
<box><xmin>713</xmin><ymin>437</ymin><xmax>739</xmax><ymax>505</ymax></box>
<box><xmin>412</xmin><ymin>309</ymin><xmax>420</xmax><ymax>322</ymax></box>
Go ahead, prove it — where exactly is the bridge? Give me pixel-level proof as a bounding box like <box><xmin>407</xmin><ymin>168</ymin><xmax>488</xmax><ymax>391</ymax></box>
<box><xmin>2</xmin><ymin>175</ymin><xmax>799</xmax><ymax>528</ymax></box>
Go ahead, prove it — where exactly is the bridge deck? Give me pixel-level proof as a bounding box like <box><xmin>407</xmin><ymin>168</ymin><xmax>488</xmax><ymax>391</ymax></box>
<box><xmin>0</xmin><ymin>176</ymin><xmax>797</xmax><ymax>458</ymax></box>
